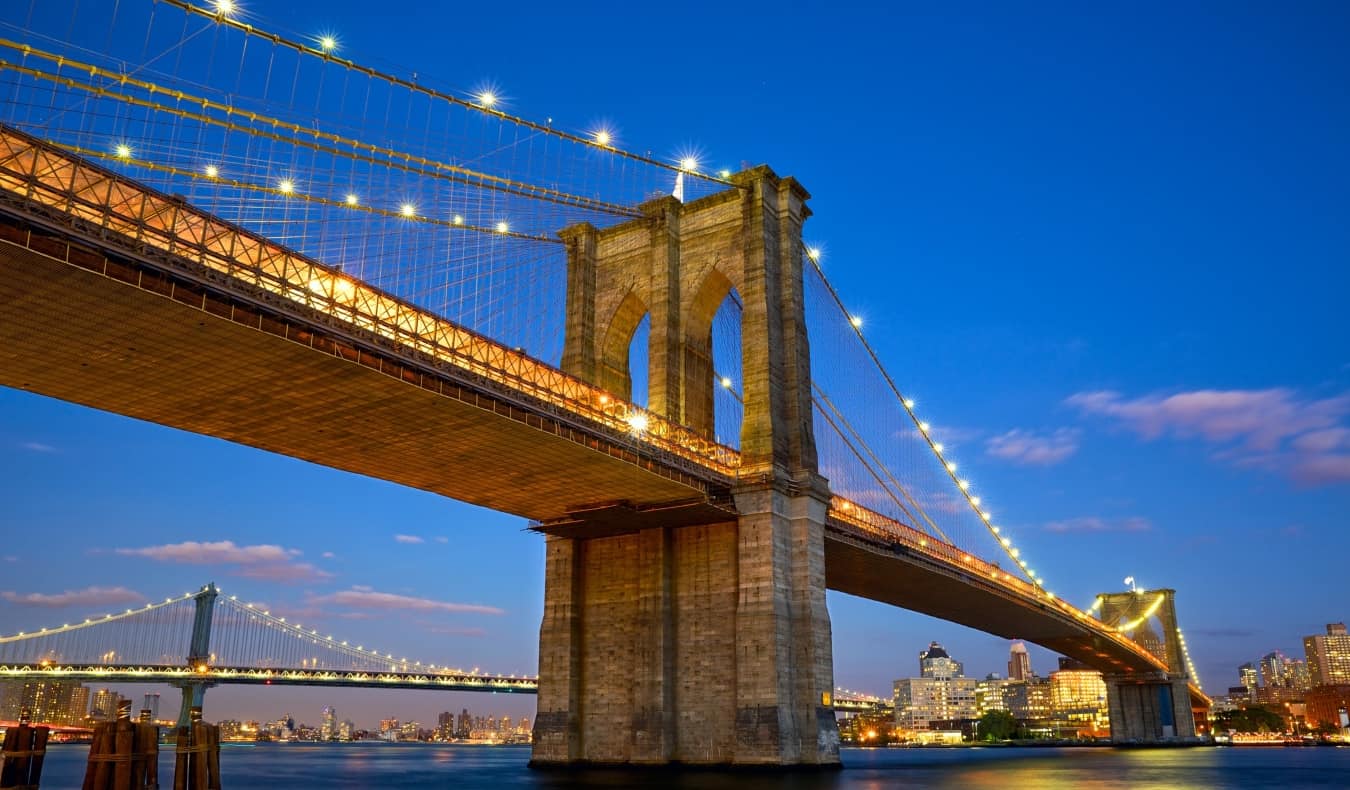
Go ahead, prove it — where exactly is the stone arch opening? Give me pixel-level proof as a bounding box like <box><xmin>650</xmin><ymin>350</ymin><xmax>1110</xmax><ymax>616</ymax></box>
<box><xmin>684</xmin><ymin>267</ymin><xmax>741</xmax><ymax>442</ymax></box>
<box><xmin>598</xmin><ymin>289</ymin><xmax>649</xmax><ymax>403</ymax></box>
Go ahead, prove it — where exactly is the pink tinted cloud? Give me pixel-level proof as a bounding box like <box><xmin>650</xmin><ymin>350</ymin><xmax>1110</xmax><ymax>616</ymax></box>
<box><xmin>115</xmin><ymin>541</ymin><xmax>298</xmax><ymax>564</ymax></box>
<box><xmin>2</xmin><ymin>586</ymin><xmax>145</xmax><ymax>607</ymax></box>
<box><xmin>114</xmin><ymin>541</ymin><xmax>331</xmax><ymax>584</ymax></box>
<box><xmin>1044</xmin><ymin>516</ymin><xmax>1152</xmax><ymax>533</ymax></box>
<box><xmin>312</xmin><ymin>588</ymin><xmax>505</xmax><ymax>616</ymax></box>
<box><xmin>1067</xmin><ymin>388</ymin><xmax>1350</xmax><ymax>485</ymax></box>
<box><xmin>986</xmin><ymin>428</ymin><xmax>1080</xmax><ymax>466</ymax></box>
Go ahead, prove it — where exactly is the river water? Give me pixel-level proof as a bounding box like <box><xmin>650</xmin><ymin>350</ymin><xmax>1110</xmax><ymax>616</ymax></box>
<box><xmin>32</xmin><ymin>742</ymin><xmax>1350</xmax><ymax>788</ymax></box>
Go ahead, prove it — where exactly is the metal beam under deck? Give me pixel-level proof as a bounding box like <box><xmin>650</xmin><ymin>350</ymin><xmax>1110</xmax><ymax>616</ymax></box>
<box><xmin>0</xmin><ymin>213</ymin><xmax>724</xmax><ymax>522</ymax></box>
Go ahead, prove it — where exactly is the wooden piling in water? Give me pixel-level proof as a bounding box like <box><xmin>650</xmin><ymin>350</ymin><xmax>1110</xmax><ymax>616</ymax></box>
<box><xmin>171</xmin><ymin>708</ymin><xmax>219</xmax><ymax>790</ymax></box>
<box><xmin>81</xmin><ymin>702</ymin><xmax>160</xmax><ymax>790</ymax></box>
<box><xmin>1</xmin><ymin>710</ymin><xmax>50</xmax><ymax>790</ymax></box>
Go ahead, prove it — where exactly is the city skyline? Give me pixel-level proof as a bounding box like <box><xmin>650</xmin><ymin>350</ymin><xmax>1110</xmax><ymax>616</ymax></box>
<box><xmin>2</xmin><ymin>0</ymin><xmax>1348</xmax><ymax>728</ymax></box>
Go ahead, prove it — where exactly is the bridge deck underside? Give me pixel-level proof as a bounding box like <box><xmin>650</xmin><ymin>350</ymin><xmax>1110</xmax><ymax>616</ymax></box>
<box><xmin>826</xmin><ymin>529</ymin><xmax>1164</xmax><ymax>677</ymax></box>
<box><xmin>0</xmin><ymin>226</ymin><xmax>708</xmax><ymax>522</ymax></box>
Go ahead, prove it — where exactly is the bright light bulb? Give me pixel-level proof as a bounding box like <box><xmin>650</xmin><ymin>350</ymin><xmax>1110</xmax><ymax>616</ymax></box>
<box><xmin>478</xmin><ymin>91</ymin><xmax>497</xmax><ymax>107</ymax></box>
<box><xmin>204</xmin><ymin>164</ymin><xmax>219</xmax><ymax>178</ymax></box>
<box><xmin>400</xmin><ymin>203</ymin><xmax>416</xmax><ymax>217</ymax></box>
<box><xmin>495</xmin><ymin>221</ymin><xmax>509</xmax><ymax>233</ymax></box>
<box><xmin>958</xmin><ymin>479</ymin><xmax>970</xmax><ymax>490</ymax></box>
<box><xmin>718</xmin><ymin>169</ymin><xmax>731</xmax><ymax>179</ymax></box>
<box><xmin>807</xmin><ymin>247</ymin><xmax>822</xmax><ymax>261</ymax></box>
<box><xmin>680</xmin><ymin>156</ymin><xmax>699</xmax><ymax>171</ymax></box>
<box><xmin>452</xmin><ymin>215</ymin><xmax>464</xmax><ymax>225</ymax></box>
<box><xmin>345</xmin><ymin>193</ymin><xmax>358</xmax><ymax>206</ymax></box>
<box><xmin>970</xmin><ymin>496</ymin><xmax>981</xmax><ymax>505</ymax></box>
<box><xmin>627</xmin><ymin>413</ymin><xmax>649</xmax><ymax>432</ymax></box>
<box><xmin>277</xmin><ymin>178</ymin><xmax>294</xmax><ymax>194</ymax></box>
<box><xmin>933</xmin><ymin>443</ymin><xmax>944</xmax><ymax>453</ymax></box>
<box><xmin>114</xmin><ymin>143</ymin><xmax>132</xmax><ymax>159</ymax></box>
<box><xmin>903</xmin><ymin>398</ymin><xmax>915</xmax><ymax>409</ymax></box>
<box><xmin>981</xmin><ymin>511</ymin><xmax>992</xmax><ymax>521</ymax></box>
<box><xmin>1001</xmin><ymin>538</ymin><xmax>1011</xmax><ymax>547</ymax></box>
<box><xmin>720</xmin><ymin>376</ymin><xmax>732</xmax><ymax>388</ymax></box>
<box><xmin>213</xmin><ymin>0</ymin><xmax>236</xmax><ymax>17</ymax></box>
<box><xmin>946</xmin><ymin>461</ymin><xmax>957</xmax><ymax>472</ymax></box>
<box><xmin>593</xmin><ymin>129</ymin><xmax>612</xmax><ymax>146</ymax></box>
<box><xmin>1010</xmin><ymin>548</ymin><xmax>1020</xmax><ymax>558</ymax></box>
<box><xmin>850</xmin><ymin>315</ymin><xmax>863</xmax><ymax>328</ymax></box>
<box><xmin>319</xmin><ymin>35</ymin><xmax>338</xmax><ymax>53</ymax></box>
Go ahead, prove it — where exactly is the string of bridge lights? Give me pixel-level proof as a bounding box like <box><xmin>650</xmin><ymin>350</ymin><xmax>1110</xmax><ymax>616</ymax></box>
<box><xmin>802</xmin><ymin>247</ymin><xmax>1053</xmax><ymax>599</ymax></box>
<box><xmin>190</xmin><ymin>0</ymin><xmax>734</xmax><ymax>182</ymax></box>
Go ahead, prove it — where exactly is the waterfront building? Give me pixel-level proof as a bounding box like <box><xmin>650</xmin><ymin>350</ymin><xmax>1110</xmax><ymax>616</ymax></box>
<box><xmin>894</xmin><ymin>642</ymin><xmax>978</xmax><ymax>731</ymax></box>
<box><xmin>1304</xmin><ymin>623</ymin><xmax>1350</xmax><ymax>687</ymax></box>
<box><xmin>975</xmin><ymin>674</ymin><xmax>1013</xmax><ymax>714</ymax></box>
<box><xmin>1005</xmin><ymin>678</ymin><xmax>1053</xmax><ymax>722</ymax></box>
<box><xmin>321</xmin><ymin>706</ymin><xmax>338</xmax><ymax>740</ymax></box>
<box><xmin>90</xmin><ymin>688</ymin><xmax>123</xmax><ymax>721</ymax></box>
<box><xmin>0</xmin><ymin>680</ymin><xmax>90</xmax><ymax>725</ymax></box>
<box><xmin>1007</xmin><ymin>642</ymin><xmax>1032</xmax><ymax>681</ymax></box>
<box><xmin>1304</xmin><ymin>684</ymin><xmax>1350</xmax><ymax>729</ymax></box>
<box><xmin>1050</xmin><ymin>668</ymin><xmax>1109</xmax><ymax>737</ymax></box>
<box><xmin>141</xmin><ymin>693</ymin><xmax>160</xmax><ymax>722</ymax></box>
<box><xmin>456</xmin><ymin>708</ymin><xmax>471</xmax><ymax>738</ymax></box>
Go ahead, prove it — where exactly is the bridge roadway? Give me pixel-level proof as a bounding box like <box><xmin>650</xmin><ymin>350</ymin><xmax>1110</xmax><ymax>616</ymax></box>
<box><xmin>0</xmin><ymin>127</ymin><xmax>1204</xmax><ymax>708</ymax></box>
<box><xmin>0</xmin><ymin>664</ymin><xmax>538</xmax><ymax>694</ymax></box>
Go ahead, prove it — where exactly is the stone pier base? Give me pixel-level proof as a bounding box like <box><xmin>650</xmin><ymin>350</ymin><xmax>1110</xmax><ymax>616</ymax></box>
<box><xmin>1106</xmin><ymin>675</ymin><xmax>1197</xmax><ymax>743</ymax></box>
<box><xmin>530</xmin><ymin>486</ymin><xmax>840</xmax><ymax>767</ymax></box>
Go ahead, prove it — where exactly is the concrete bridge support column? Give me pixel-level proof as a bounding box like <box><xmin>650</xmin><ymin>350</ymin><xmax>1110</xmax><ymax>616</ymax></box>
<box><xmin>530</xmin><ymin>486</ymin><xmax>839</xmax><ymax>767</ymax></box>
<box><xmin>1105</xmin><ymin>675</ymin><xmax>1196</xmax><ymax>743</ymax></box>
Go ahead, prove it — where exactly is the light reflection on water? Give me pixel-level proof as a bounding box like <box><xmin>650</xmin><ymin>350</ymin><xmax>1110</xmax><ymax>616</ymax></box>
<box><xmin>31</xmin><ymin>743</ymin><xmax>1350</xmax><ymax>789</ymax></box>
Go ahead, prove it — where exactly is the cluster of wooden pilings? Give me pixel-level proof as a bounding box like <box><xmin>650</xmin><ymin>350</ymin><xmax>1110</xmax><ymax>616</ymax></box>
<box><xmin>0</xmin><ymin>711</ymin><xmax>49</xmax><ymax>790</ymax></box>
<box><xmin>79</xmin><ymin>704</ymin><xmax>220</xmax><ymax>790</ymax></box>
<box><xmin>81</xmin><ymin>703</ymin><xmax>159</xmax><ymax>790</ymax></box>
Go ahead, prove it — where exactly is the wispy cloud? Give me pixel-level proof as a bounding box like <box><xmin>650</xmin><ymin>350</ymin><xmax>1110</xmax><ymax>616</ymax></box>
<box><xmin>2</xmin><ymin>586</ymin><xmax>144</xmax><ymax>608</ymax></box>
<box><xmin>986</xmin><ymin>428</ymin><xmax>1080</xmax><ymax>466</ymax></box>
<box><xmin>1044</xmin><ymin>516</ymin><xmax>1152</xmax><ymax>533</ymax></box>
<box><xmin>425</xmin><ymin>626</ymin><xmax>486</xmax><ymax>637</ymax></box>
<box><xmin>114</xmin><ymin>541</ymin><xmax>332</xmax><ymax>583</ymax></box>
<box><xmin>311</xmin><ymin>587</ymin><xmax>505</xmax><ymax>616</ymax></box>
<box><xmin>321</xmin><ymin>551</ymin><xmax>337</xmax><ymax>559</ymax></box>
<box><xmin>1067</xmin><ymin>388</ymin><xmax>1350</xmax><ymax>485</ymax></box>
<box><xmin>393</xmin><ymin>534</ymin><xmax>424</xmax><ymax>545</ymax></box>
<box><xmin>20</xmin><ymin>442</ymin><xmax>56</xmax><ymax>453</ymax></box>
<box><xmin>433</xmin><ymin>536</ymin><xmax>449</xmax><ymax>544</ymax></box>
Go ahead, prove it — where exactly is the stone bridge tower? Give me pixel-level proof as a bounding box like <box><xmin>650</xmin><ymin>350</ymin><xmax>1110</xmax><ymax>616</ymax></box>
<box><xmin>530</xmin><ymin>167</ymin><xmax>839</xmax><ymax>766</ymax></box>
<box><xmin>1097</xmin><ymin>588</ymin><xmax>1198</xmax><ymax>742</ymax></box>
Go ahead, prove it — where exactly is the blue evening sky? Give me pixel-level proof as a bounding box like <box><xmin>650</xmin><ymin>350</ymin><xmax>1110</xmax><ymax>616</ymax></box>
<box><xmin>2</xmin><ymin>0</ymin><xmax>1348</xmax><ymax>728</ymax></box>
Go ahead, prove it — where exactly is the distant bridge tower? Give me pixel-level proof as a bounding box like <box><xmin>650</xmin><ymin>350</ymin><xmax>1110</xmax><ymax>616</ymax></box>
<box><xmin>533</xmin><ymin>167</ymin><xmax>838</xmax><ymax>766</ymax></box>
<box><xmin>1095</xmin><ymin>588</ymin><xmax>1197</xmax><ymax>742</ymax></box>
<box><xmin>175</xmin><ymin>583</ymin><xmax>218</xmax><ymax>728</ymax></box>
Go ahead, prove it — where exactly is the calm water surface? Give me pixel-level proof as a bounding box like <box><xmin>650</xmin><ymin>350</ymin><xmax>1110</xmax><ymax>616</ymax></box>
<box><xmin>34</xmin><ymin>742</ymin><xmax>1350</xmax><ymax>788</ymax></box>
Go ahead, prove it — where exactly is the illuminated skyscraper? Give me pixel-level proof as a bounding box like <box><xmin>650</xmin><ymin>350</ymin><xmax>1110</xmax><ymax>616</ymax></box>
<box><xmin>1007</xmin><ymin>642</ymin><xmax>1032</xmax><ymax>681</ymax></box>
<box><xmin>1259</xmin><ymin>651</ymin><xmax>1286</xmax><ymax>688</ymax></box>
<box><xmin>919</xmin><ymin>642</ymin><xmax>964</xmax><ymax>679</ymax></box>
<box><xmin>1304</xmin><ymin>623</ymin><xmax>1350</xmax><ymax>687</ymax></box>
<box><xmin>1238</xmin><ymin>663</ymin><xmax>1260</xmax><ymax>699</ymax></box>
<box><xmin>895</xmin><ymin>642</ymin><xmax>977</xmax><ymax>731</ymax></box>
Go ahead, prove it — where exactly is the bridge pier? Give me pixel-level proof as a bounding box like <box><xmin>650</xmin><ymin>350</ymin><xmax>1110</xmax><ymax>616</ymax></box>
<box><xmin>1105</xmin><ymin>675</ymin><xmax>1197</xmax><ymax>743</ymax></box>
<box><xmin>531</xmin><ymin>483</ymin><xmax>839</xmax><ymax>767</ymax></box>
